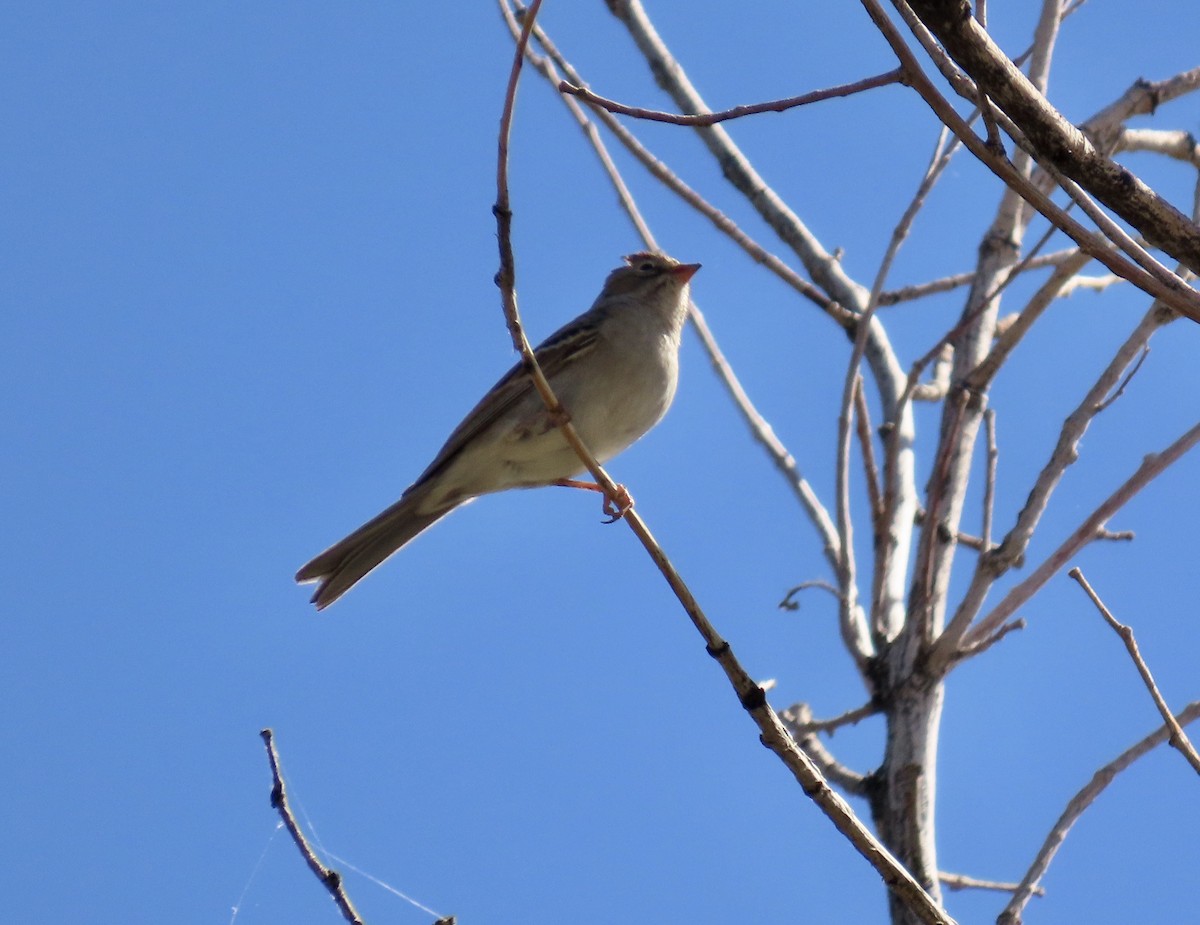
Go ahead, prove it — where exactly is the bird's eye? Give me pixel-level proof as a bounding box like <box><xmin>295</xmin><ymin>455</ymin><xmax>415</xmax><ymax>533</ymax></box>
<box><xmin>637</xmin><ymin>260</ymin><xmax>658</xmax><ymax>274</ymax></box>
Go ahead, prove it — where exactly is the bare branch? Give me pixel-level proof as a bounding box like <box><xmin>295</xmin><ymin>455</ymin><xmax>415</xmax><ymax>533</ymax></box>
<box><xmin>558</xmin><ymin>68</ymin><xmax>905</xmax><ymax>125</ymax></box>
<box><xmin>859</xmin><ymin>0</ymin><xmax>1200</xmax><ymax>320</ymax></box>
<box><xmin>939</xmin><ymin>871</ymin><xmax>1043</xmax><ymax>895</ymax></box>
<box><xmin>982</xmin><ymin>408</ymin><xmax>997</xmax><ymax>551</ymax></box>
<box><xmin>900</xmin><ymin>0</ymin><xmax>1200</xmax><ymax>277</ymax></box>
<box><xmin>780</xmin><ymin>703</ymin><xmax>872</xmax><ymax>795</ymax></box>
<box><xmin>998</xmin><ymin>702</ymin><xmax>1200</xmax><ymax>924</ymax></box>
<box><xmin>864</xmin><ymin>124</ymin><xmax>961</xmax><ymax>642</ymax></box>
<box><xmin>1068</xmin><ymin>569</ymin><xmax>1200</xmax><ymax>775</ymax></box>
<box><xmin>689</xmin><ymin>307</ymin><xmax>848</xmax><ymax>583</ymax></box>
<box><xmin>260</xmin><ymin>729</ymin><xmax>367</xmax><ymax>925</ymax></box>
<box><xmin>1056</xmin><ymin>273</ymin><xmax>1123</xmax><ymax>297</ymax></box>
<box><xmin>966</xmin><ymin>250</ymin><xmax>1093</xmax><ymax>388</ymax></box>
<box><xmin>1094</xmin><ymin>345</ymin><xmax>1149</xmax><ymax>413</ymax></box>
<box><xmin>836</xmin><ymin>373</ymin><xmax>866</xmax><ymax>663</ymax></box>
<box><xmin>855</xmin><ymin>376</ymin><xmax>884</xmax><ymax>526</ymax></box>
<box><xmin>1115</xmin><ymin>128</ymin><xmax>1200</xmax><ymax>166</ymax></box>
<box><xmin>779</xmin><ymin>580</ymin><xmax>843</xmax><ymax>611</ymax></box>
<box><xmin>949</xmin><ymin>618</ymin><xmax>1025</xmax><ymax>666</ymax></box>
<box><xmin>940</xmin><ymin>302</ymin><xmax>1176</xmax><ymax>659</ymax></box>
<box><xmin>963</xmin><ymin>419</ymin><xmax>1200</xmax><ymax>648</ymax></box>
<box><xmin>878</xmin><ymin>247</ymin><xmax>1082</xmax><ymax>306</ymax></box>
<box><xmin>1082</xmin><ymin>70</ymin><xmax>1200</xmax><ymax>147</ymax></box>
<box><xmin>784</xmin><ymin>700</ymin><xmax>881</xmax><ymax>736</ymax></box>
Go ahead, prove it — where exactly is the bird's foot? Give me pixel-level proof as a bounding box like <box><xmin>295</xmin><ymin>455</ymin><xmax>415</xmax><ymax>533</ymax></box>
<box><xmin>600</xmin><ymin>484</ymin><xmax>634</xmax><ymax>523</ymax></box>
<box><xmin>552</xmin><ymin>479</ymin><xmax>635</xmax><ymax>523</ymax></box>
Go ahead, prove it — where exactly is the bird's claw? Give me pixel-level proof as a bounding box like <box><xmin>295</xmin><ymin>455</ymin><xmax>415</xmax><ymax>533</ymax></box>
<box><xmin>601</xmin><ymin>485</ymin><xmax>634</xmax><ymax>524</ymax></box>
<box><xmin>551</xmin><ymin>477</ymin><xmax>634</xmax><ymax>523</ymax></box>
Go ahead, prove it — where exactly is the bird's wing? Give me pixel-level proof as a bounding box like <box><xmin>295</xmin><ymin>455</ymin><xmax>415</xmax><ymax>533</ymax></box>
<box><xmin>409</xmin><ymin>319</ymin><xmax>601</xmax><ymax>488</ymax></box>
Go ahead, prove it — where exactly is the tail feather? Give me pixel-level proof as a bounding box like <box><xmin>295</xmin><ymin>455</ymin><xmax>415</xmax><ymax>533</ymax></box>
<box><xmin>296</xmin><ymin>491</ymin><xmax>458</xmax><ymax>610</ymax></box>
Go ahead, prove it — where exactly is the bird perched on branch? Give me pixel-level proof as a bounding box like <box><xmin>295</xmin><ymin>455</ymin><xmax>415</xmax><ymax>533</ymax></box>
<box><xmin>296</xmin><ymin>251</ymin><xmax>700</xmax><ymax>609</ymax></box>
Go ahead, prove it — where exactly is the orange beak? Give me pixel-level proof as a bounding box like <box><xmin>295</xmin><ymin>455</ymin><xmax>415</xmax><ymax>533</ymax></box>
<box><xmin>671</xmin><ymin>262</ymin><xmax>701</xmax><ymax>283</ymax></box>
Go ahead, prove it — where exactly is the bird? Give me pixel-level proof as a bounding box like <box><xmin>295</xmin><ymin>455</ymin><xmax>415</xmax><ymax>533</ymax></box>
<box><xmin>296</xmin><ymin>251</ymin><xmax>700</xmax><ymax>609</ymax></box>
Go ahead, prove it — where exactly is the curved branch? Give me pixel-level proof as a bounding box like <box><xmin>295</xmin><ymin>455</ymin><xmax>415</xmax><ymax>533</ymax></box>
<box><xmin>557</xmin><ymin>68</ymin><xmax>905</xmax><ymax>125</ymax></box>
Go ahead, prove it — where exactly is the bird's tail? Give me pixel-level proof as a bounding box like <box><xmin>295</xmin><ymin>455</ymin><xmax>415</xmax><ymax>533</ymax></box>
<box><xmin>295</xmin><ymin>490</ymin><xmax>458</xmax><ymax>610</ymax></box>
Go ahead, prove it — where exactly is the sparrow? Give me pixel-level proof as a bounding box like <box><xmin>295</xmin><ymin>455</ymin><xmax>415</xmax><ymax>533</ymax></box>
<box><xmin>296</xmin><ymin>251</ymin><xmax>700</xmax><ymax>608</ymax></box>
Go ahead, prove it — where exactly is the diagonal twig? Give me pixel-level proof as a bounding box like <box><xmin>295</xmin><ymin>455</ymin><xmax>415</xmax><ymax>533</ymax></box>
<box><xmin>997</xmin><ymin>701</ymin><xmax>1200</xmax><ymax>924</ymax></box>
<box><xmin>959</xmin><ymin>419</ymin><xmax>1200</xmax><ymax>650</ymax></box>
<box><xmin>1068</xmin><ymin>568</ymin><xmax>1200</xmax><ymax>775</ymax></box>
<box><xmin>260</xmin><ymin>729</ymin><xmax>367</xmax><ymax>925</ymax></box>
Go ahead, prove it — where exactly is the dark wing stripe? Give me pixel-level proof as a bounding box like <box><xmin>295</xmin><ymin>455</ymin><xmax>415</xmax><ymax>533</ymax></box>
<box><xmin>410</xmin><ymin>324</ymin><xmax>600</xmax><ymax>487</ymax></box>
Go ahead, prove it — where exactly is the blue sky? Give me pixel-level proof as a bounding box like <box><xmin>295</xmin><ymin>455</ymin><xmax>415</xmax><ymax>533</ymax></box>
<box><xmin>5</xmin><ymin>3</ymin><xmax>1199</xmax><ymax>923</ymax></box>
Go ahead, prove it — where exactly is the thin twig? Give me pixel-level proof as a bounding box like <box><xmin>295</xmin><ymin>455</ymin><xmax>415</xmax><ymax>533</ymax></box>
<box><xmin>854</xmin><ymin>121</ymin><xmax>958</xmax><ymax>643</ymax></box>
<box><xmin>962</xmin><ymin>420</ymin><xmax>1200</xmax><ymax>648</ymax></box>
<box><xmin>998</xmin><ymin>701</ymin><xmax>1200</xmax><ymax>924</ymax></box>
<box><xmin>982</xmin><ymin>408</ymin><xmax>997</xmax><ymax>551</ymax></box>
<box><xmin>949</xmin><ymin>618</ymin><xmax>1025</xmax><ymax>666</ymax></box>
<box><xmin>941</xmin><ymin>303</ymin><xmax>1178</xmax><ymax>661</ymax></box>
<box><xmin>1057</xmin><ymin>273</ymin><xmax>1123</xmax><ymax>297</ymax></box>
<box><xmin>557</xmin><ymin>68</ymin><xmax>905</xmax><ymax>125</ymax></box>
<box><xmin>1068</xmin><ymin>569</ymin><xmax>1200</xmax><ymax>775</ymax></box>
<box><xmin>878</xmin><ymin>247</ymin><xmax>1082</xmax><ymax>306</ymax></box>
<box><xmin>1094</xmin><ymin>345</ymin><xmax>1149</xmax><ymax>413</ymax></box>
<box><xmin>779</xmin><ymin>580</ymin><xmax>843</xmax><ymax>610</ymax></box>
<box><xmin>854</xmin><ymin>375</ymin><xmax>884</xmax><ymax>526</ymax></box>
<box><xmin>784</xmin><ymin>700</ymin><xmax>881</xmax><ymax>736</ymax></box>
<box><xmin>779</xmin><ymin>703</ymin><xmax>871</xmax><ymax>795</ymax></box>
<box><xmin>691</xmin><ymin>306</ymin><xmax>849</xmax><ymax>580</ymax></box>
<box><xmin>939</xmin><ymin>871</ymin><xmax>1043</xmax><ymax>895</ymax></box>
<box><xmin>259</xmin><ymin>729</ymin><xmax>367</xmax><ymax>925</ymax></box>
